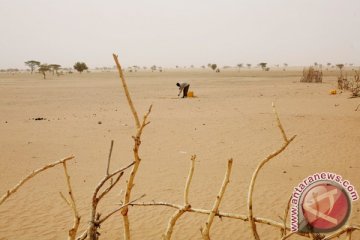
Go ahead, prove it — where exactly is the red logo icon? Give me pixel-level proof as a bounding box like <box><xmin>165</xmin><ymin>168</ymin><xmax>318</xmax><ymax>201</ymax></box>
<box><xmin>300</xmin><ymin>182</ymin><xmax>351</xmax><ymax>232</ymax></box>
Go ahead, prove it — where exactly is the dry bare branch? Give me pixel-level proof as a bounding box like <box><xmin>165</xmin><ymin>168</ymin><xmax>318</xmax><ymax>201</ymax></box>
<box><xmin>247</xmin><ymin>105</ymin><xmax>296</xmax><ymax>240</ymax></box>
<box><xmin>129</xmin><ymin>201</ymin><xmax>314</xmax><ymax>239</ymax></box>
<box><xmin>280</xmin><ymin>197</ymin><xmax>291</xmax><ymax>237</ymax></box>
<box><xmin>121</xmin><ymin>105</ymin><xmax>152</xmax><ymax>240</ymax></box>
<box><xmin>184</xmin><ymin>155</ymin><xmax>196</xmax><ymax>206</ymax></box>
<box><xmin>281</xmin><ymin>232</ymin><xmax>297</xmax><ymax>240</ymax></box>
<box><xmin>88</xmin><ymin>161</ymin><xmax>134</xmax><ymax>240</ymax></box>
<box><xmin>60</xmin><ymin>191</ymin><xmax>71</xmax><ymax>207</ymax></box>
<box><xmin>272</xmin><ymin>103</ymin><xmax>288</xmax><ymax>142</ymax></box>
<box><xmin>0</xmin><ymin>155</ymin><xmax>74</xmax><ymax>206</ymax></box>
<box><xmin>97</xmin><ymin>172</ymin><xmax>123</xmax><ymax>201</ymax></box>
<box><xmin>247</xmin><ymin>136</ymin><xmax>296</xmax><ymax>239</ymax></box>
<box><xmin>323</xmin><ymin>225</ymin><xmax>360</xmax><ymax>240</ymax></box>
<box><xmin>113</xmin><ymin>54</ymin><xmax>141</xmax><ymax>129</ymax></box>
<box><xmin>163</xmin><ymin>155</ymin><xmax>196</xmax><ymax>240</ymax></box>
<box><xmin>113</xmin><ymin>53</ymin><xmax>153</xmax><ymax>240</ymax></box>
<box><xmin>355</xmin><ymin>104</ymin><xmax>360</xmax><ymax>111</ymax></box>
<box><xmin>163</xmin><ymin>206</ymin><xmax>191</xmax><ymax>240</ymax></box>
<box><xmin>201</xmin><ymin>159</ymin><xmax>233</xmax><ymax>240</ymax></box>
<box><xmin>346</xmin><ymin>231</ymin><xmax>352</xmax><ymax>240</ymax></box>
<box><xmin>62</xmin><ymin>161</ymin><xmax>81</xmax><ymax>240</ymax></box>
<box><xmin>106</xmin><ymin>140</ymin><xmax>114</xmax><ymax>176</ymax></box>
<box><xmin>98</xmin><ymin>194</ymin><xmax>146</xmax><ymax>224</ymax></box>
<box><xmin>76</xmin><ymin>230</ymin><xmax>87</xmax><ymax>240</ymax></box>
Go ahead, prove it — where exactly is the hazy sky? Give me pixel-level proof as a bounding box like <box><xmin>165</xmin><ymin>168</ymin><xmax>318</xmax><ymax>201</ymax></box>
<box><xmin>1</xmin><ymin>0</ymin><xmax>360</xmax><ymax>69</ymax></box>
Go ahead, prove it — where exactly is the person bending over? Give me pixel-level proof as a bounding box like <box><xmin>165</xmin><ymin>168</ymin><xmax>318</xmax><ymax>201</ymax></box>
<box><xmin>176</xmin><ymin>82</ymin><xmax>190</xmax><ymax>98</ymax></box>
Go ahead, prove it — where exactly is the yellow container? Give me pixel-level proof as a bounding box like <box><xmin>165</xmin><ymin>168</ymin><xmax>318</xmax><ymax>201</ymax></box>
<box><xmin>188</xmin><ymin>91</ymin><xmax>194</xmax><ymax>97</ymax></box>
<box><xmin>330</xmin><ymin>90</ymin><xmax>337</xmax><ymax>95</ymax></box>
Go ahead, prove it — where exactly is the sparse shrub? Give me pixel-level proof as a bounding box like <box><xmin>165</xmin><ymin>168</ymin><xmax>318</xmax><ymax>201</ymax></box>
<box><xmin>301</xmin><ymin>66</ymin><xmax>323</xmax><ymax>83</ymax></box>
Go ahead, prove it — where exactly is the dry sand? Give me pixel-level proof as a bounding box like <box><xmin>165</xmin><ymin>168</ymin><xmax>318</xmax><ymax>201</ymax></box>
<box><xmin>0</xmin><ymin>69</ymin><xmax>359</xmax><ymax>239</ymax></box>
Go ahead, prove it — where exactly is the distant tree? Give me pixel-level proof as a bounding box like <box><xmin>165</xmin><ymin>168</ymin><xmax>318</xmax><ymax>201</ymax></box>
<box><xmin>207</xmin><ymin>63</ymin><xmax>212</xmax><ymax>68</ymax></box>
<box><xmin>237</xmin><ymin>64</ymin><xmax>243</xmax><ymax>71</ymax></box>
<box><xmin>25</xmin><ymin>60</ymin><xmax>40</xmax><ymax>74</ymax></box>
<box><xmin>201</xmin><ymin>65</ymin><xmax>205</xmax><ymax>69</ymax></box>
<box><xmin>210</xmin><ymin>64</ymin><xmax>217</xmax><ymax>71</ymax></box>
<box><xmin>38</xmin><ymin>64</ymin><xmax>50</xmax><ymax>79</ymax></box>
<box><xmin>190</xmin><ymin>65</ymin><xmax>194</xmax><ymax>68</ymax></box>
<box><xmin>150</xmin><ymin>65</ymin><xmax>157</xmax><ymax>72</ymax></box>
<box><xmin>6</xmin><ymin>68</ymin><xmax>19</xmax><ymax>73</ymax></box>
<box><xmin>283</xmin><ymin>63</ymin><xmax>288</xmax><ymax>71</ymax></box>
<box><xmin>259</xmin><ymin>62</ymin><xmax>267</xmax><ymax>71</ymax></box>
<box><xmin>73</xmin><ymin>62</ymin><xmax>88</xmax><ymax>73</ymax></box>
<box><xmin>247</xmin><ymin>63</ymin><xmax>252</xmax><ymax>69</ymax></box>
<box><xmin>49</xmin><ymin>64</ymin><xmax>61</xmax><ymax>75</ymax></box>
<box><xmin>327</xmin><ymin>63</ymin><xmax>332</xmax><ymax>67</ymax></box>
<box><xmin>336</xmin><ymin>64</ymin><xmax>344</xmax><ymax>71</ymax></box>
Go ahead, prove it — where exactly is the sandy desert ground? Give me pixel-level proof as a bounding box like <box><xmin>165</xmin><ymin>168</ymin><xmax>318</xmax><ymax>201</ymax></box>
<box><xmin>0</xmin><ymin>68</ymin><xmax>359</xmax><ymax>239</ymax></box>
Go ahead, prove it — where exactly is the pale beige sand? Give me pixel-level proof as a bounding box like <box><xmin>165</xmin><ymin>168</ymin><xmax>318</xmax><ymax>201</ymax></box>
<box><xmin>0</xmin><ymin>69</ymin><xmax>359</xmax><ymax>239</ymax></box>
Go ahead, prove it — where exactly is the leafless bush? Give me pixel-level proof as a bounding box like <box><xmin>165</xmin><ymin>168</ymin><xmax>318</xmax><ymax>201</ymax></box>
<box><xmin>301</xmin><ymin>66</ymin><xmax>323</xmax><ymax>83</ymax></box>
<box><xmin>338</xmin><ymin>70</ymin><xmax>360</xmax><ymax>97</ymax></box>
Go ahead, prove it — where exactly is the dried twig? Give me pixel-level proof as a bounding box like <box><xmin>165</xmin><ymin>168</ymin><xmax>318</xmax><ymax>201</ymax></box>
<box><xmin>76</xmin><ymin>230</ymin><xmax>87</xmax><ymax>240</ymax></box>
<box><xmin>346</xmin><ymin>230</ymin><xmax>352</xmax><ymax>240</ymax></box>
<box><xmin>201</xmin><ymin>159</ymin><xmax>233</xmax><ymax>240</ymax></box>
<box><xmin>247</xmin><ymin>104</ymin><xmax>296</xmax><ymax>240</ymax></box>
<box><xmin>0</xmin><ymin>155</ymin><xmax>74</xmax><ymax>206</ymax></box>
<box><xmin>280</xmin><ymin>197</ymin><xmax>291</xmax><ymax>237</ymax></box>
<box><xmin>106</xmin><ymin>140</ymin><xmax>114</xmax><ymax>176</ymax></box>
<box><xmin>113</xmin><ymin>54</ymin><xmax>140</xmax><ymax>129</ymax></box>
<box><xmin>323</xmin><ymin>225</ymin><xmax>360</xmax><ymax>239</ymax></box>
<box><xmin>60</xmin><ymin>191</ymin><xmax>71</xmax><ymax>207</ymax></box>
<box><xmin>61</xmin><ymin>161</ymin><xmax>81</xmax><ymax>240</ymax></box>
<box><xmin>129</xmin><ymin>201</ymin><xmax>313</xmax><ymax>238</ymax></box>
<box><xmin>163</xmin><ymin>155</ymin><xmax>196</xmax><ymax>240</ymax></box>
<box><xmin>272</xmin><ymin>103</ymin><xmax>288</xmax><ymax>142</ymax></box>
<box><xmin>121</xmin><ymin>105</ymin><xmax>152</xmax><ymax>240</ymax></box>
<box><xmin>98</xmin><ymin>194</ymin><xmax>146</xmax><ymax>224</ymax></box>
<box><xmin>113</xmin><ymin>53</ymin><xmax>153</xmax><ymax>240</ymax></box>
<box><xmin>281</xmin><ymin>232</ymin><xmax>297</xmax><ymax>240</ymax></box>
<box><xmin>88</xmin><ymin>161</ymin><xmax>134</xmax><ymax>239</ymax></box>
<box><xmin>355</xmin><ymin>104</ymin><xmax>360</xmax><ymax>111</ymax></box>
<box><xmin>184</xmin><ymin>155</ymin><xmax>196</xmax><ymax>206</ymax></box>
